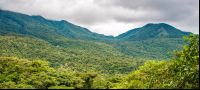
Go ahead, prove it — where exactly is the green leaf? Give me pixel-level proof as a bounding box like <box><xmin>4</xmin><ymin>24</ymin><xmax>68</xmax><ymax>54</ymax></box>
<box><xmin>183</xmin><ymin>36</ymin><xmax>188</xmax><ymax>39</ymax></box>
<box><xmin>162</xmin><ymin>84</ymin><xmax>169</xmax><ymax>87</ymax></box>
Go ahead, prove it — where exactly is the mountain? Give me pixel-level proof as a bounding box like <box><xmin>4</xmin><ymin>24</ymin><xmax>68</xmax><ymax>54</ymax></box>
<box><xmin>0</xmin><ymin>9</ymin><xmax>193</xmax><ymax>60</ymax></box>
<box><xmin>0</xmin><ymin>9</ymin><xmax>148</xmax><ymax>75</ymax></box>
<box><xmin>0</xmin><ymin>9</ymin><xmax>191</xmax><ymax>41</ymax></box>
<box><xmin>0</xmin><ymin>9</ymin><xmax>114</xmax><ymax>42</ymax></box>
<box><xmin>0</xmin><ymin>9</ymin><xmax>124</xmax><ymax>58</ymax></box>
<box><xmin>116</xmin><ymin>23</ymin><xmax>192</xmax><ymax>41</ymax></box>
<box><xmin>102</xmin><ymin>23</ymin><xmax>192</xmax><ymax>59</ymax></box>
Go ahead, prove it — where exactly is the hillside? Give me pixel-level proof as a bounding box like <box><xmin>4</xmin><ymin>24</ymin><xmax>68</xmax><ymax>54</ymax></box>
<box><xmin>0</xmin><ymin>34</ymin><xmax>146</xmax><ymax>75</ymax></box>
<box><xmin>0</xmin><ymin>9</ymin><xmax>193</xmax><ymax>60</ymax></box>
<box><xmin>104</xmin><ymin>38</ymin><xmax>187</xmax><ymax>59</ymax></box>
<box><xmin>0</xmin><ymin>34</ymin><xmax>198</xmax><ymax>89</ymax></box>
<box><xmin>116</xmin><ymin>23</ymin><xmax>192</xmax><ymax>41</ymax></box>
<box><xmin>0</xmin><ymin>9</ymin><xmax>114</xmax><ymax>41</ymax></box>
<box><xmin>104</xmin><ymin>23</ymin><xmax>192</xmax><ymax>59</ymax></box>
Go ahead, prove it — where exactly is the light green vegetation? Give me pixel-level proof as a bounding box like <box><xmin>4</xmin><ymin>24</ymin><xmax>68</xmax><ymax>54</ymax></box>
<box><xmin>0</xmin><ymin>34</ymin><xmax>198</xmax><ymax>89</ymax></box>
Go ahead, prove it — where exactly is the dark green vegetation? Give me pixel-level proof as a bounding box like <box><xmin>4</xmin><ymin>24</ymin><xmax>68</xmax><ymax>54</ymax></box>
<box><xmin>0</xmin><ymin>34</ymin><xmax>198</xmax><ymax>89</ymax></box>
<box><xmin>0</xmin><ymin>9</ymin><xmax>192</xmax><ymax>59</ymax></box>
<box><xmin>0</xmin><ymin>35</ymin><xmax>145</xmax><ymax>75</ymax></box>
<box><xmin>116</xmin><ymin>23</ymin><xmax>191</xmax><ymax>40</ymax></box>
<box><xmin>0</xmin><ymin>9</ymin><xmax>198</xmax><ymax>89</ymax></box>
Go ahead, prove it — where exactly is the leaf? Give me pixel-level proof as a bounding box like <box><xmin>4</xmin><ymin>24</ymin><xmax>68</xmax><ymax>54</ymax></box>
<box><xmin>184</xmin><ymin>40</ymin><xmax>189</xmax><ymax>43</ymax></box>
<box><xmin>162</xmin><ymin>84</ymin><xmax>169</xmax><ymax>87</ymax></box>
<box><xmin>183</xmin><ymin>36</ymin><xmax>188</xmax><ymax>39</ymax></box>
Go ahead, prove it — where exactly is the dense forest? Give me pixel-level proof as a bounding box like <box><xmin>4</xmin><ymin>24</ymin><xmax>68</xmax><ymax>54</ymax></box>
<box><xmin>0</xmin><ymin>9</ymin><xmax>199</xmax><ymax>89</ymax></box>
<box><xmin>0</xmin><ymin>35</ymin><xmax>146</xmax><ymax>75</ymax></box>
<box><xmin>0</xmin><ymin>34</ymin><xmax>198</xmax><ymax>89</ymax></box>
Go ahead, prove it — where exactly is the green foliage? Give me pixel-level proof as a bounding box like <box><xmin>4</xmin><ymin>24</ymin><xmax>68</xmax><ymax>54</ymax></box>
<box><xmin>0</xmin><ymin>57</ymin><xmax>98</xmax><ymax>89</ymax></box>
<box><xmin>166</xmin><ymin>34</ymin><xmax>199</xmax><ymax>89</ymax></box>
<box><xmin>116</xmin><ymin>23</ymin><xmax>192</xmax><ymax>41</ymax></box>
<box><xmin>48</xmin><ymin>85</ymin><xmax>74</xmax><ymax>89</ymax></box>
<box><xmin>10</xmin><ymin>84</ymin><xmax>36</xmax><ymax>89</ymax></box>
<box><xmin>114</xmin><ymin>34</ymin><xmax>199</xmax><ymax>89</ymax></box>
<box><xmin>0</xmin><ymin>81</ymin><xmax>16</xmax><ymax>89</ymax></box>
<box><xmin>0</xmin><ymin>57</ymin><xmax>60</xmax><ymax>89</ymax></box>
<box><xmin>0</xmin><ymin>34</ymin><xmax>198</xmax><ymax>89</ymax></box>
<box><xmin>92</xmin><ymin>76</ymin><xmax>107</xmax><ymax>89</ymax></box>
<box><xmin>102</xmin><ymin>38</ymin><xmax>186</xmax><ymax>59</ymax></box>
<box><xmin>108</xmin><ymin>77</ymin><xmax>123</xmax><ymax>83</ymax></box>
<box><xmin>69</xmin><ymin>71</ymin><xmax>98</xmax><ymax>89</ymax></box>
<box><xmin>0</xmin><ymin>35</ymin><xmax>145</xmax><ymax>76</ymax></box>
<box><xmin>120</xmin><ymin>60</ymin><xmax>168</xmax><ymax>89</ymax></box>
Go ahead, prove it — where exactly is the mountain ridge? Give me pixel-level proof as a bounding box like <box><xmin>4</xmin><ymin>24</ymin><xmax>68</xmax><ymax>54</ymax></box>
<box><xmin>0</xmin><ymin>9</ymin><xmax>115</xmax><ymax>41</ymax></box>
<box><xmin>0</xmin><ymin>9</ymin><xmax>192</xmax><ymax>39</ymax></box>
<box><xmin>0</xmin><ymin>9</ymin><xmax>193</xmax><ymax>59</ymax></box>
<box><xmin>116</xmin><ymin>23</ymin><xmax>192</xmax><ymax>41</ymax></box>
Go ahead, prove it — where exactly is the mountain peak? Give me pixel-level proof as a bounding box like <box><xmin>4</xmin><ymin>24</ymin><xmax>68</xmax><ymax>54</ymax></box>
<box><xmin>116</xmin><ymin>23</ymin><xmax>192</xmax><ymax>41</ymax></box>
<box><xmin>144</xmin><ymin>23</ymin><xmax>172</xmax><ymax>27</ymax></box>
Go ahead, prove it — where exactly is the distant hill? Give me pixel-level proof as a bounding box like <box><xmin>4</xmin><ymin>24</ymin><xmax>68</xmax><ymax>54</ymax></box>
<box><xmin>116</xmin><ymin>23</ymin><xmax>192</xmax><ymax>40</ymax></box>
<box><xmin>0</xmin><ymin>9</ymin><xmax>193</xmax><ymax>60</ymax></box>
<box><xmin>0</xmin><ymin>9</ymin><xmax>191</xmax><ymax>41</ymax></box>
<box><xmin>0</xmin><ymin>9</ymin><xmax>114</xmax><ymax>41</ymax></box>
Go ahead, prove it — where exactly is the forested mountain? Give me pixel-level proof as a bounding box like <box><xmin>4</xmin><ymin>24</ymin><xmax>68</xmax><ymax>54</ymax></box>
<box><xmin>0</xmin><ymin>9</ymin><xmax>192</xmax><ymax>59</ymax></box>
<box><xmin>0</xmin><ymin>9</ymin><xmax>114</xmax><ymax>41</ymax></box>
<box><xmin>116</xmin><ymin>23</ymin><xmax>192</xmax><ymax>41</ymax></box>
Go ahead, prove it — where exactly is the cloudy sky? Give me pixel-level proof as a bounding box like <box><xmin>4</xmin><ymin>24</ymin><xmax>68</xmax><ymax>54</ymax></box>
<box><xmin>0</xmin><ymin>0</ymin><xmax>199</xmax><ymax>36</ymax></box>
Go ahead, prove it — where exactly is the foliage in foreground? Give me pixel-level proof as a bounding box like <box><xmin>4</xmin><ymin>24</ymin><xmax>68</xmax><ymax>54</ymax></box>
<box><xmin>111</xmin><ymin>34</ymin><xmax>199</xmax><ymax>89</ymax></box>
<box><xmin>0</xmin><ymin>57</ymin><xmax>98</xmax><ymax>89</ymax></box>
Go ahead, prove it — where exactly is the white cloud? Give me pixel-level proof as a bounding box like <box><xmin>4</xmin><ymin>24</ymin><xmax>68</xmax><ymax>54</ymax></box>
<box><xmin>88</xmin><ymin>20</ymin><xmax>135</xmax><ymax>36</ymax></box>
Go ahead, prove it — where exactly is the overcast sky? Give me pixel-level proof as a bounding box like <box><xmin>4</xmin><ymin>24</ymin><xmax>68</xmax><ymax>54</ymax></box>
<box><xmin>0</xmin><ymin>0</ymin><xmax>199</xmax><ymax>36</ymax></box>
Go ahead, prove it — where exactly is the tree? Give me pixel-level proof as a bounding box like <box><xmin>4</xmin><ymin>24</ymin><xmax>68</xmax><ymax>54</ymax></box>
<box><xmin>166</xmin><ymin>34</ymin><xmax>199</xmax><ymax>89</ymax></box>
<box><xmin>115</xmin><ymin>34</ymin><xmax>199</xmax><ymax>89</ymax></box>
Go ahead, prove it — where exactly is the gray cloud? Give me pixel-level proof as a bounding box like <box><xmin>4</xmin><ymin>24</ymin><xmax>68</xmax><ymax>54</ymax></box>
<box><xmin>94</xmin><ymin>0</ymin><xmax>199</xmax><ymax>22</ymax></box>
<box><xmin>0</xmin><ymin>0</ymin><xmax>199</xmax><ymax>36</ymax></box>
